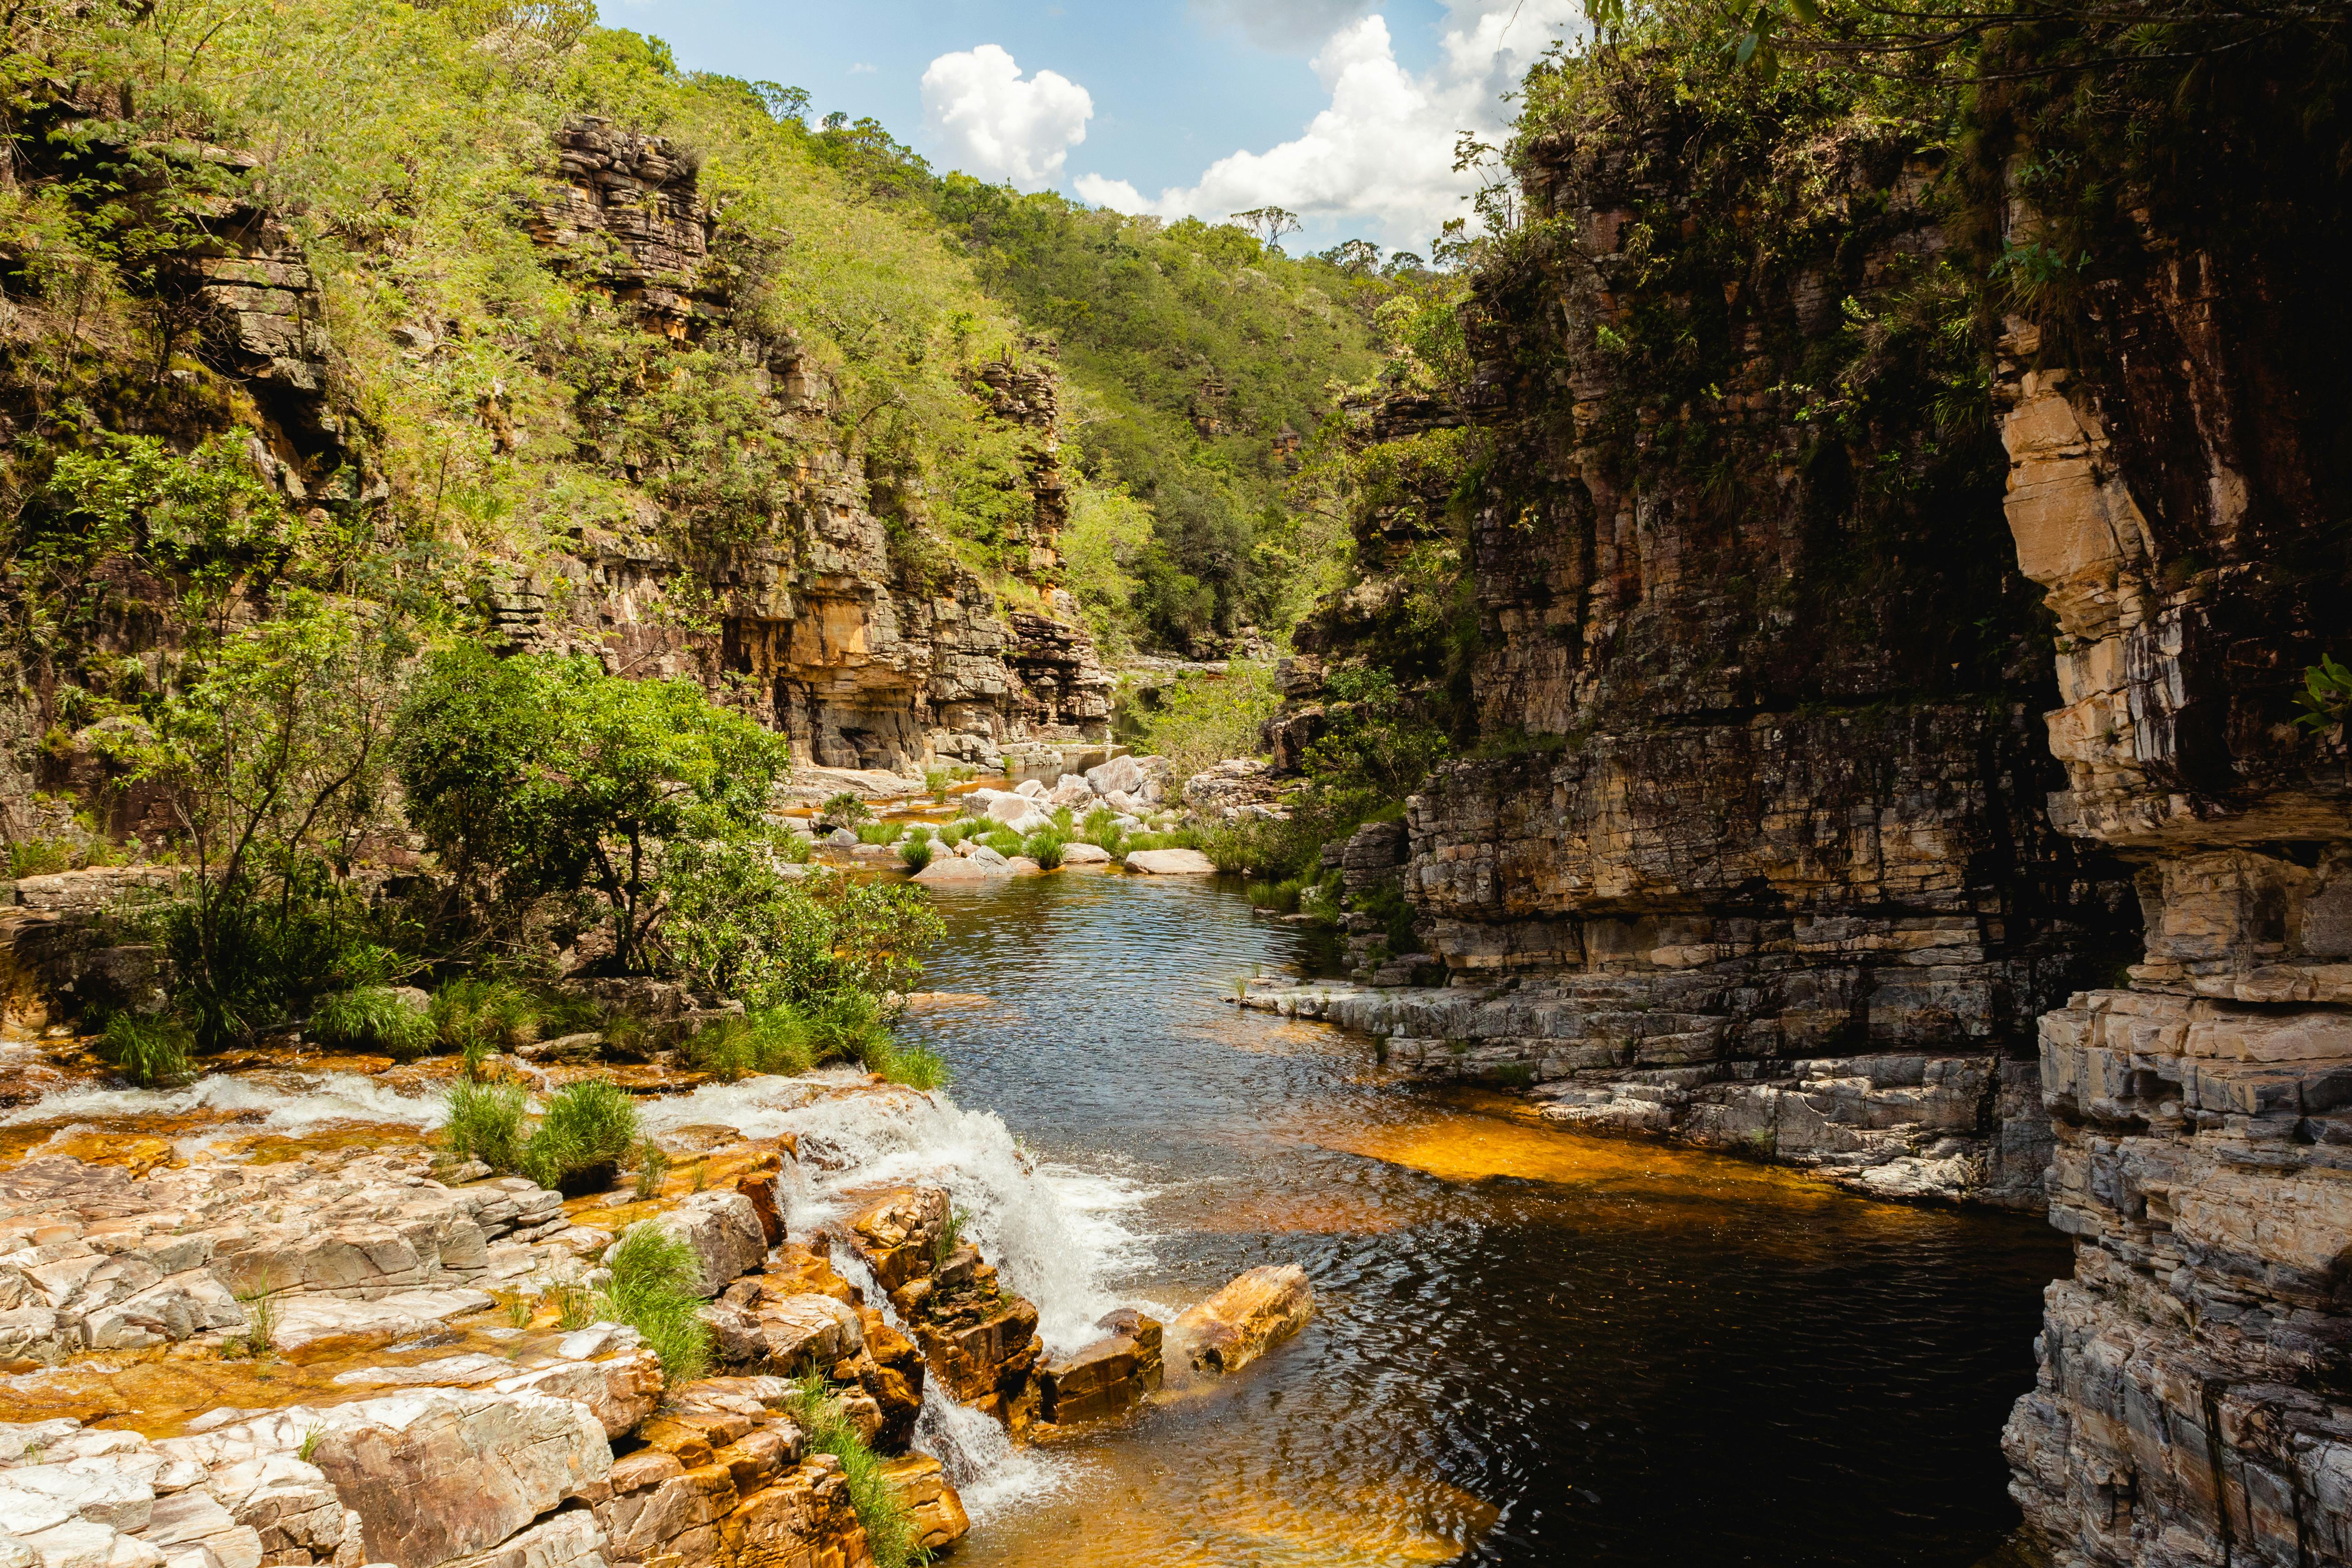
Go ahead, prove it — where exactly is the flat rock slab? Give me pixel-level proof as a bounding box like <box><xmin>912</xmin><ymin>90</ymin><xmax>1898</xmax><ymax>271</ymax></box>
<box><xmin>1126</xmin><ymin>849</ymin><xmax>1217</xmax><ymax>875</ymax></box>
<box><xmin>267</xmin><ymin>1289</ymin><xmax>495</xmax><ymax>1353</ymax></box>
<box><xmin>912</xmin><ymin>858</ymin><xmax>1010</xmax><ymax>884</ymax></box>
<box><xmin>1061</xmin><ymin>842</ymin><xmax>1112</xmax><ymax>865</ymax></box>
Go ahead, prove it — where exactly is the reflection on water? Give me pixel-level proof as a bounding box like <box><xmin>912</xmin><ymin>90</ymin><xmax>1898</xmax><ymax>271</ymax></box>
<box><xmin>900</xmin><ymin>873</ymin><xmax>2068</xmax><ymax>1568</ymax></box>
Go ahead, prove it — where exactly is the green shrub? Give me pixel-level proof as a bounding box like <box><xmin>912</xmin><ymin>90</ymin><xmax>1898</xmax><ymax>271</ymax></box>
<box><xmin>310</xmin><ymin>987</ymin><xmax>438</xmax><ymax>1057</ymax></box>
<box><xmin>820</xmin><ymin>792</ymin><xmax>872</xmax><ymax>827</ymax></box>
<box><xmin>432</xmin><ymin>978</ymin><xmax>541</xmax><ymax>1054</ymax></box>
<box><xmin>444</xmin><ymin>1076</ymin><xmax>527</xmax><ymax>1170</ymax></box>
<box><xmin>100</xmin><ymin>1013</ymin><xmax>194</xmax><ymax>1087</ymax></box>
<box><xmin>6</xmin><ymin>839</ymin><xmax>74</xmax><ymax>877</ymax></box>
<box><xmin>898</xmin><ymin>836</ymin><xmax>934</xmax><ymax>872</ymax></box>
<box><xmin>521</xmin><ymin>1078</ymin><xmax>639</xmax><ymax>1190</ymax></box>
<box><xmin>786</xmin><ymin>1374</ymin><xmax>924</xmax><ymax>1568</ymax></box>
<box><xmin>597</xmin><ymin>1225</ymin><xmax>711</xmax><ymax>1380</ymax></box>
<box><xmin>1025</xmin><ymin>829</ymin><xmax>1068</xmax><ymax>869</ymax></box>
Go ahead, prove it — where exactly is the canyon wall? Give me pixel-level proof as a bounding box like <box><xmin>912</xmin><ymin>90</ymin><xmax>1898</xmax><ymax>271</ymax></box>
<box><xmin>1305</xmin><ymin>85</ymin><xmax>2136</xmax><ymax>1205</ymax></box>
<box><xmin>0</xmin><ymin>113</ymin><xmax>1110</xmax><ymax>856</ymax></box>
<box><xmin>1993</xmin><ymin>233</ymin><xmax>2352</xmax><ymax>1563</ymax></box>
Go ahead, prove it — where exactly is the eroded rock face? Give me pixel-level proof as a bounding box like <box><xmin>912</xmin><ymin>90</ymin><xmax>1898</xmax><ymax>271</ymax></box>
<box><xmin>1288</xmin><ymin>96</ymin><xmax>2136</xmax><ymax>1205</ymax></box>
<box><xmin>844</xmin><ymin>1189</ymin><xmax>1043</xmax><ymax>1429</ymax></box>
<box><xmin>1989</xmin><ymin>250</ymin><xmax>2352</xmax><ymax>1560</ymax></box>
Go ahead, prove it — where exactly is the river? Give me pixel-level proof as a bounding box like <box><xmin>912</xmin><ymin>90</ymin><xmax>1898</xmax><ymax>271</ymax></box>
<box><xmin>878</xmin><ymin>870</ymin><xmax>2068</xmax><ymax>1567</ymax></box>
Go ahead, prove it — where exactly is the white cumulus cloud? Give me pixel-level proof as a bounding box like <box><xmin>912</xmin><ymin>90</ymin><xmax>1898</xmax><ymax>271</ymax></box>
<box><xmin>921</xmin><ymin>44</ymin><xmax>1094</xmax><ymax>191</ymax></box>
<box><xmin>1078</xmin><ymin>0</ymin><xmax>1586</xmax><ymax>251</ymax></box>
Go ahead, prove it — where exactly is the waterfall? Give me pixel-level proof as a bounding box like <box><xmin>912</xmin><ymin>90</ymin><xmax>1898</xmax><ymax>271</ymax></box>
<box><xmin>640</xmin><ymin>1073</ymin><xmax>1157</xmax><ymax>1354</ymax></box>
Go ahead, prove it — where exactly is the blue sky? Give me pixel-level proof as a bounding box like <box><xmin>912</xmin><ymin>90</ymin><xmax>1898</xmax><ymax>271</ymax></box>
<box><xmin>598</xmin><ymin>1</ymin><xmax>1589</xmax><ymax>255</ymax></box>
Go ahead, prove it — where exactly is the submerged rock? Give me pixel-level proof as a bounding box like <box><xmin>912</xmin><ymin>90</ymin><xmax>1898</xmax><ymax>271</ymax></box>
<box><xmin>1171</xmin><ymin>1264</ymin><xmax>1313</xmax><ymax>1378</ymax></box>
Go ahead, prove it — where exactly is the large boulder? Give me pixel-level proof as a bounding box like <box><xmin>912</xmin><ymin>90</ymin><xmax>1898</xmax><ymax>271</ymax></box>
<box><xmin>879</xmin><ymin>1455</ymin><xmax>970</xmax><ymax>1554</ymax></box>
<box><xmin>1125</xmin><ymin>848</ymin><xmax>1217</xmax><ymax>876</ymax></box>
<box><xmin>913</xmin><ymin>857</ymin><xmax>1008</xmax><ymax>885</ymax></box>
<box><xmin>1045</xmin><ymin>775</ymin><xmax>1094</xmax><ymax>808</ymax></box>
<box><xmin>1170</xmin><ymin>1264</ymin><xmax>1313</xmax><ymax>1377</ymax></box>
<box><xmin>1083</xmin><ymin>755</ymin><xmax>1144</xmax><ymax>798</ymax></box>
<box><xmin>1061</xmin><ymin>842</ymin><xmax>1111</xmax><ymax>865</ymax></box>
<box><xmin>622</xmin><ymin>1192</ymin><xmax>766</xmax><ymax>1298</ymax></box>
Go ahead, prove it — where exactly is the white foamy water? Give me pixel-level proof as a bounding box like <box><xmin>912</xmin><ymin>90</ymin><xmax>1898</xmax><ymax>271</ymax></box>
<box><xmin>640</xmin><ymin>1074</ymin><xmax>1157</xmax><ymax>1355</ymax></box>
<box><xmin>0</xmin><ymin>1070</ymin><xmax>448</xmax><ymax>1137</ymax></box>
<box><xmin>642</xmin><ymin>1076</ymin><xmax>1147</xmax><ymax>1521</ymax></box>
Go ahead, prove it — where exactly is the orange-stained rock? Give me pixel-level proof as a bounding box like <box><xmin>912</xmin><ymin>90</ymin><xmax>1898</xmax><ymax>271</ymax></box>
<box><xmin>844</xmin><ymin>1187</ymin><xmax>946</xmax><ymax>1291</ymax></box>
<box><xmin>879</xmin><ymin>1453</ymin><xmax>971</xmax><ymax>1553</ymax></box>
<box><xmin>1038</xmin><ymin>1308</ymin><xmax>1163</xmax><ymax>1425</ymax></box>
<box><xmin>766</xmin><ymin>1240</ymin><xmax>854</xmax><ymax>1304</ymax></box>
<box><xmin>717</xmin><ymin>1455</ymin><xmax>875</xmax><ymax>1568</ymax></box>
<box><xmin>737</xmin><ymin>1157</ymin><xmax>786</xmax><ymax>1246</ymax></box>
<box><xmin>1171</xmin><ymin>1263</ymin><xmax>1313</xmax><ymax>1378</ymax></box>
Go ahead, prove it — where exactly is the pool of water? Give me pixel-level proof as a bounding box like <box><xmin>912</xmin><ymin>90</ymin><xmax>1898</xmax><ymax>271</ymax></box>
<box><xmin>896</xmin><ymin>871</ymin><xmax>2068</xmax><ymax>1568</ymax></box>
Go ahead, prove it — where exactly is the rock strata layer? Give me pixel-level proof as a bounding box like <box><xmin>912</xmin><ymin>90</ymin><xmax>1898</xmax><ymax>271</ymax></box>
<box><xmin>1989</xmin><ymin>250</ymin><xmax>2352</xmax><ymax>1561</ymax></box>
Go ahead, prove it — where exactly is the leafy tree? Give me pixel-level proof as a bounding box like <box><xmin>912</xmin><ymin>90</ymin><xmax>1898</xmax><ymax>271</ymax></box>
<box><xmin>125</xmin><ymin>593</ymin><xmax>415</xmax><ymax>1044</ymax></box>
<box><xmin>395</xmin><ymin>646</ymin><xmax>793</xmax><ymax>972</ymax></box>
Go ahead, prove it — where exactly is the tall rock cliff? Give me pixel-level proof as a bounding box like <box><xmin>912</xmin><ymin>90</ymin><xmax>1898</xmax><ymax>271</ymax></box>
<box><xmin>1988</xmin><ymin>119</ymin><xmax>2352</xmax><ymax>1568</ymax></box>
<box><xmin>1304</xmin><ymin>65</ymin><xmax>2136</xmax><ymax>1205</ymax></box>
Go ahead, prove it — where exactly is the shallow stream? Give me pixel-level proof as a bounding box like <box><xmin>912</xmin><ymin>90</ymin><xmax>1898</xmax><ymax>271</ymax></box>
<box><xmin>878</xmin><ymin>872</ymin><xmax>2069</xmax><ymax>1567</ymax></box>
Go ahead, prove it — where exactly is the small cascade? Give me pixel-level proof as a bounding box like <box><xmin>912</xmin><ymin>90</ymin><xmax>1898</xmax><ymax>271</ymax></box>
<box><xmin>0</xmin><ymin>1069</ymin><xmax>449</xmax><ymax>1139</ymax></box>
<box><xmin>830</xmin><ymin>1248</ymin><xmax>1072</xmax><ymax>1523</ymax></box>
<box><xmin>640</xmin><ymin>1075</ymin><xmax>1156</xmax><ymax>1354</ymax></box>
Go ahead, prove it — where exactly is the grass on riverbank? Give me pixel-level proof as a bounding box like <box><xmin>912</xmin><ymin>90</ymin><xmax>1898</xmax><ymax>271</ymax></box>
<box><xmin>598</xmin><ymin>1225</ymin><xmax>711</xmax><ymax>1380</ymax></box>
<box><xmin>787</xmin><ymin>1372</ymin><xmax>925</xmax><ymax>1568</ymax></box>
<box><xmin>687</xmin><ymin>996</ymin><xmax>951</xmax><ymax>1091</ymax></box>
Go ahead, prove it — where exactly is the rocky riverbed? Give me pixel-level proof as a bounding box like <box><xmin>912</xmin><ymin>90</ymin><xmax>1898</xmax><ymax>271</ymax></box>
<box><xmin>0</xmin><ymin>1027</ymin><xmax>1315</xmax><ymax>1568</ymax></box>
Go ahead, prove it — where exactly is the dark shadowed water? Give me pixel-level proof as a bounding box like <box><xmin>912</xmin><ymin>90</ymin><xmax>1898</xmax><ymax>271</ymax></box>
<box><xmin>898</xmin><ymin>871</ymin><xmax>2068</xmax><ymax>1568</ymax></box>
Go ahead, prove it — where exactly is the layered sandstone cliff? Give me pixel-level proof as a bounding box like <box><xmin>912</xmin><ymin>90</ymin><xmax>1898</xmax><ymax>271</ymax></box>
<box><xmin>1286</xmin><ymin>88</ymin><xmax>2136</xmax><ymax>1205</ymax></box>
<box><xmin>1993</xmin><ymin>247</ymin><xmax>2352</xmax><ymax>1566</ymax></box>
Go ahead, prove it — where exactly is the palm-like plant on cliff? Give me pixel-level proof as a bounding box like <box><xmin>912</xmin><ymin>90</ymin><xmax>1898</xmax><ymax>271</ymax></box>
<box><xmin>396</xmin><ymin>645</ymin><xmax>792</xmax><ymax>973</ymax></box>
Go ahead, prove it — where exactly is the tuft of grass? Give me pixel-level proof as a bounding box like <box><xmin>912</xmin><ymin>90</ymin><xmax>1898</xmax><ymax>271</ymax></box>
<box><xmin>690</xmin><ymin>1158</ymin><xmax>709</xmax><ymax>1192</ymax></box>
<box><xmin>520</xmin><ymin>1079</ymin><xmax>639</xmax><ymax>1191</ymax></box>
<box><xmin>237</xmin><ymin>1289</ymin><xmax>274</xmax><ymax>1357</ymax></box>
<box><xmin>931</xmin><ymin>1205</ymin><xmax>970</xmax><ymax>1272</ymax></box>
<box><xmin>787</xmin><ymin>1373</ymin><xmax>925</xmax><ymax>1568</ymax></box>
<box><xmin>877</xmin><ymin>1041</ymin><xmax>951</xmax><ymax>1091</ymax></box>
<box><xmin>1025</xmin><ymin>829</ymin><xmax>1068</xmax><ymax>869</ymax></box>
<box><xmin>856</xmin><ymin>820</ymin><xmax>906</xmax><ymax>846</ymax></box>
<box><xmin>443</xmin><ymin>1076</ymin><xmax>527</xmax><ymax>1171</ymax></box>
<box><xmin>506</xmin><ymin>1296</ymin><xmax>534</xmax><ymax>1328</ymax></box>
<box><xmin>687</xmin><ymin>1008</ymin><xmax>816</xmax><ymax>1081</ymax></box>
<box><xmin>100</xmin><ymin>1013</ymin><xmax>194</xmax><ymax>1087</ymax></box>
<box><xmin>935</xmin><ymin>819</ymin><xmax>972</xmax><ymax>848</ymax></box>
<box><xmin>981</xmin><ymin>827</ymin><xmax>1024</xmax><ymax>858</ymax></box>
<box><xmin>431</xmin><ymin>978</ymin><xmax>540</xmax><ymax>1056</ymax></box>
<box><xmin>899</xmin><ymin>836</ymin><xmax>934</xmax><ymax>872</ymax></box>
<box><xmin>1050</xmin><ymin>804</ymin><xmax>1075</xmax><ymax>832</ymax></box>
<box><xmin>296</xmin><ymin>1427</ymin><xmax>322</xmax><ymax>1462</ymax></box>
<box><xmin>598</xmin><ymin>1225</ymin><xmax>712</xmax><ymax>1378</ymax></box>
<box><xmin>553</xmin><ymin>1284</ymin><xmax>599</xmax><ymax>1331</ymax></box>
<box><xmin>6</xmin><ymin>838</ymin><xmax>74</xmax><ymax>877</ymax></box>
<box><xmin>633</xmin><ymin>1140</ymin><xmax>670</xmax><ymax>1200</ymax></box>
<box><xmin>311</xmin><ymin>987</ymin><xmax>437</xmax><ymax>1058</ymax></box>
